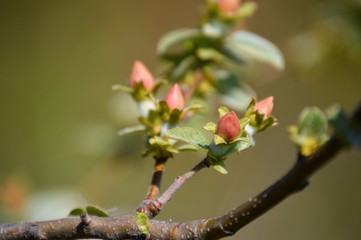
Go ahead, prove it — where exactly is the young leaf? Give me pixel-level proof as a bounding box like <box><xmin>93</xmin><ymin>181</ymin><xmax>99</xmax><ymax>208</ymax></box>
<box><xmin>85</xmin><ymin>205</ymin><xmax>109</xmax><ymax>217</ymax></box>
<box><xmin>135</xmin><ymin>212</ymin><xmax>150</xmax><ymax>235</ymax></box>
<box><xmin>203</xmin><ymin>122</ymin><xmax>217</xmax><ymax>133</ymax></box>
<box><xmin>224</xmin><ymin>30</ymin><xmax>285</xmax><ymax>70</ymax></box>
<box><xmin>207</xmin><ymin>157</ymin><xmax>228</xmax><ymax>174</ymax></box>
<box><xmin>327</xmin><ymin>105</ymin><xmax>361</xmax><ymax>149</ymax></box>
<box><xmin>289</xmin><ymin>107</ymin><xmax>329</xmax><ymax>156</ymax></box>
<box><xmin>157</xmin><ymin>28</ymin><xmax>202</xmax><ymax>56</ymax></box>
<box><xmin>118</xmin><ymin>125</ymin><xmax>146</xmax><ymax>136</ymax></box>
<box><xmin>208</xmin><ymin>138</ymin><xmax>253</xmax><ymax>160</ymax></box>
<box><xmin>165</xmin><ymin>127</ymin><xmax>210</xmax><ymax>150</ymax></box>
<box><xmin>68</xmin><ymin>208</ymin><xmax>86</xmax><ymax>216</ymax></box>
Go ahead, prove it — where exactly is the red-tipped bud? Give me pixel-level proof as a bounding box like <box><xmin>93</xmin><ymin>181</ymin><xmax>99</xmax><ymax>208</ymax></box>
<box><xmin>216</xmin><ymin>111</ymin><xmax>241</xmax><ymax>142</ymax></box>
<box><xmin>164</xmin><ymin>84</ymin><xmax>185</xmax><ymax>110</ymax></box>
<box><xmin>216</xmin><ymin>0</ymin><xmax>241</xmax><ymax>15</ymax></box>
<box><xmin>129</xmin><ymin>60</ymin><xmax>155</xmax><ymax>91</ymax></box>
<box><xmin>254</xmin><ymin>96</ymin><xmax>274</xmax><ymax>118</ymax></box>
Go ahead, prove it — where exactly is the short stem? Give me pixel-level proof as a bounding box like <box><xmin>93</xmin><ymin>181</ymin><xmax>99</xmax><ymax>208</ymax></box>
<box><xmin>157</xmin><ymin>158</ymin><xmax>208</xmax><ymax>208</ymax></box>
<box><xmin>145</xmin><ymin>157</ymin><xmax>168</xmax><ymax>201</ymax></box>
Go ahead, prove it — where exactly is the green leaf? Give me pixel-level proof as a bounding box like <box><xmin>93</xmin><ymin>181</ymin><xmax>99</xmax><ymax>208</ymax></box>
<box><xmin>171</xmin><ymin>55</ymin><xmax>197</xmax><ymax>80</ymax></box>
<box><xmin>177</xmin><ymin>144</ymin><xmax>199</xmax><ymax>152</ymax></box>
<box><xmin>224</xmin><ymin>31</ymin><xmax>284</xmax><ymax>70</ymax></box>
<box><xmin>68</xmin><ymin>208</ymin><xmax>86</xmax><ymax>216</ymax></box>
<box><xmin>327</xmin><ymin>105</ymin><xmax>361</xmax><ymax>149</ymax></box>
<box><xmin>135</xmin><ymin>212</ymin><xmax>150</xmax><ymax>235</ymax></box>
<box><xmin>197</xmin><ymin>48</ymin><xmax>224</xmax><ymax>62</ymax></box>
<box><xmin>236</xmin><ymin>1</ymin><xmax>258</xmax><ymax>19</ymax></box>
<box><xmin>208</xmin><ymin>138</ymin><xmax>253</xmax><ymax>160</ymax></box>
<box><xmin>213</xmin><ymin>134</ymin><xmax>227</xmax><ymax>145</ymax></box>
<box><xmin>165</xmin><ymin>127</ymin><xmax>210</xmax><ymax>150</ymax></box>
<box><xmin>298</xmin><ymin>107</ymin><xmax>328</xmax><ymax>137</ymax></box>
<box><xmin>111</xmin><ymin>84</ymin><xmax>132</xmax><ymax>93</ymax></box>
<box><xmin>207</xmin><ymin>157</ymin><xmax>228</xmax><ymax>174</ymax></box>
<box><xmin>289</xmin><ymin>107</ymin><xmax>329</xmax><ymax>156</ymax></box>
<box><xmin>218</xmin><ymin>106</ymin><xmax>229</xmax><ymax>117</ymax></box>
<box><xmin>203</xmin><ymin>122</ymin><xmax>217</xmax><ymax>133</ymax></box>
<box><xmin>213</xmin><ymin>70</ymin><xmax>256</xmax><ymax>111</ymax></box>
<box><xmin>118</xmin><ymin>125</ymin><xmax>146</xmax><ymax>136</ymax></box>
<box><xmin>85</xmin><ymin>205</ymin><xmax>109</xmax><ymax>217</ymax></box>
<box><xmin>157</xmin><ymin>28</ymin><xmax>202</xmax><ymax>56</ymax></box>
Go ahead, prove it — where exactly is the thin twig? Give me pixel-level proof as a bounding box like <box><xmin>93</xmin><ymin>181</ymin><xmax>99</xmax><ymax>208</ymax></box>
<box><xmin>145</xmin><ymin>157</ymin><xmax>168</xmax><ymax>201</ymax></box>
<box><xmin>138</xmin><ymin>157</ymin><xmax>208</xmax><ymax>218</ymax></box>
<box><xmin>157</xmin><ymin>157</ymin><xmax>208</xmax><ymax>207</ymax></box>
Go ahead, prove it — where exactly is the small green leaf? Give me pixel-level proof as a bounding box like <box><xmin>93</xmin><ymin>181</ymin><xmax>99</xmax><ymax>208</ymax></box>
<box><xmin>236</xmin><ymin>1</ymin><xmax>258</xmax><ymax>19</ymax></box>
<box><xmin>212</xmin><ymin>162</ymin><xmax>228</xmax><ymax>174</ymax></box>
<box><xmin>68</xmin><ymin>208</ymin><xmax>86</xmax><ymax>216</ymax></box>
<box><xmin>111</xmin><ymin>84</ymin><xmax>132</xmax><ymax>93</ymax></box>
<box><xmin>177</xmin><ymin>144</ymin><xmax>199</xmax><ymax>152</ymax></box>
<box><xmin>165</xmin><ymin>127</ymin><xmax>210</xmax><ymax>150</ymax></box>
<box><xmin>157</xmin><ymin>28</ymin><xmax>202</xmax><ymax>56</ymax></box>
<box><xmin>224</xmin><ymin>31</ymin><xmax>284</xmax><ymax>70</ymax></box>
<box><xmin>289</xmin><ymin>107</ymin><xmax>329</xmax><ymax>156</ymax></box>
<box><xmin>85</xmin><ymin>205</ymin><xmax>109</xmax><ymax>217</ymax></box>
<box><xmin>208</xmin><ymin>138</ymin><xmax>253</xmax><ymax>160</ymax></box>
<box><xmin>203</xmin><ymin>122</ymin><xmax>217</xmax><ymax>133</ymax></box>
<box><xmin>118</xmin><ymin>125</ymin><xmax>146</xmax><ymax>136</ymax></box>
<box><xmin>214</xmin><ymin>134</ymin><xmax>227</xmax><ymax>145</ymax></box>
<box><xmin>218</xmin><ymin>106</ymin><xmax>230</xmax><ymax>117</ymax></box>
<box><xmin>213</xmin><ymin>70</ymin><xmax>256</xmax><ymax>111</ymax></box>
<box><xmin>298</xmin><ymin>107</ymin><xmax>328</xmax><ymax>137</ymax></box>
<box><xmin>171</xmin><ymin>55</ymin><xmax>197</xmax><ymax>80</ymax></box>
<box><xmin>327</xmin><ymin>105</ymin><xmax>361</xmax><ymax>149</ymax></box>
<box><xmin>197</xmin><ymin>48</ymin><xmax>225</xmax><ymax>62</ymax></box>
<box><xmin>207</xmin><ymin>157</ymin><xmax>228</xmax><ymax>174</ymax></box>
<box><xmin>135</xmin><ymin>212</ymin><xmax>150</xmax><ymax>235</ymax></box>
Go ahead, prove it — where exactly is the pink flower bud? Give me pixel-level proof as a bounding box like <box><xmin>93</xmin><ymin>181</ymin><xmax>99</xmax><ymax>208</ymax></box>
<box><xmin>129</xmin><ymin>60</ymin><xmax>155</xmax><ymax>91</ymax></box>
<box><xmin>216</xmin><ymin>111</ymin><xmax>241</xmax><ymax>142</ymax></box>
<box><xmin>164</xmin><ymin>84</ymin><xmax>185</xmax><ymax>110</ymax></box>
<box><xmin>254</xmin><ymin>96</ymin><xmax>274</xmax><ymax>118</ymax></box>
<box><xmin>216</xmin><ymin>0</ymin><xmax>241</xmax><ymax>15</ymax></box>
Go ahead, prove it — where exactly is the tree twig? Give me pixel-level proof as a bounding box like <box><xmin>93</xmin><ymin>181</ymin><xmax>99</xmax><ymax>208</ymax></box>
<box><xmin>138</xmin><ymin>157</ymin><xmax>208</xmax><ymax>218</ymax></box>
<box><xmin>0</xmin><ymin>102</ymin><xmax>360</xmax><ymax>240</ymax></box>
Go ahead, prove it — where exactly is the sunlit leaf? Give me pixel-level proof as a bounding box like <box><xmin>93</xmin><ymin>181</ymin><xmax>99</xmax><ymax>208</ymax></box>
<box><xmin>224</xmin><ymin>31</ymin><xmax>285</xmax><ymax>70</ymax></box>
<box><xmin>86</xmin><ymin>205</ymin><xmax>109</xmax><ymax>217</ymax></box>
<box><xmin>68</xmin><ymin>208</ymin><xmax>86</xmax><ymax>216</ymax></box>
<box><xmin>165</xmin><ymin>127</ymin><xmax>210</xmax><ymax>150</ymax></box>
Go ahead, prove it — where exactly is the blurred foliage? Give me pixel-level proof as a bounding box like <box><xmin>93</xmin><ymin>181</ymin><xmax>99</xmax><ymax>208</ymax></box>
<box><xmin>0</xmin><ymin>1</ymin><xmax>360</xmax><ymax>240</ymax></box>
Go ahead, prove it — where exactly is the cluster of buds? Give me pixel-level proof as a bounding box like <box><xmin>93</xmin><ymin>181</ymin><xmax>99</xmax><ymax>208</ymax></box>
<box><xmin>115</xmin><ymin>60</ymin><xmax>204</xmax><ymax>158</ymax></box>
<box><xmin>204</xmin><ymin>96</ymin><xmax>275</xmax><ymax>146</ymax></box>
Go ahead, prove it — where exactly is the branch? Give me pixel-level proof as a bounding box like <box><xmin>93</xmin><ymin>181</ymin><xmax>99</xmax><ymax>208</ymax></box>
<box><xmin>138</xmin><ymin>157</ymin><xmax>208</xmax><ymax>218</ymax></box>
<box><xmin>0</xmin><ymin>102</ymin><xmax>360</xmax><ymax>240</ymax></box>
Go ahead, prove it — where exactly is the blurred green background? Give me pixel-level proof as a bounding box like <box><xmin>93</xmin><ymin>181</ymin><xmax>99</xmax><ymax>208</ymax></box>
<box><xmin>0</xmin><ymin>0</ymin><xmax>360</xmax><ymax>239</ymax></box>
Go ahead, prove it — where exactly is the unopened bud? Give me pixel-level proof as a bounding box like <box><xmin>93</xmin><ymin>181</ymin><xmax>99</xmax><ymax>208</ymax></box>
<box><xmin>216</xmin><ymin>0</ymin><xmax>241</xmax><ymax>15</ymax></box>
<box><xmin>254</xmin><ymin>96</ymin><xmax>274</xmax><ymax>118</ymax></box>
<box><xmin>129</xmin><ymin>60</ymin><xmax>155</xmax><ymax>91</ymax></box>
<box><xmin>216</xmin><ymin>111</ymin><xmax>241</xmax><ymax>142</ymax></box>
<box><xmin>164</xmin><ymin>84</ymin><xmax>185</xmax><ymax>110</ymax></box>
